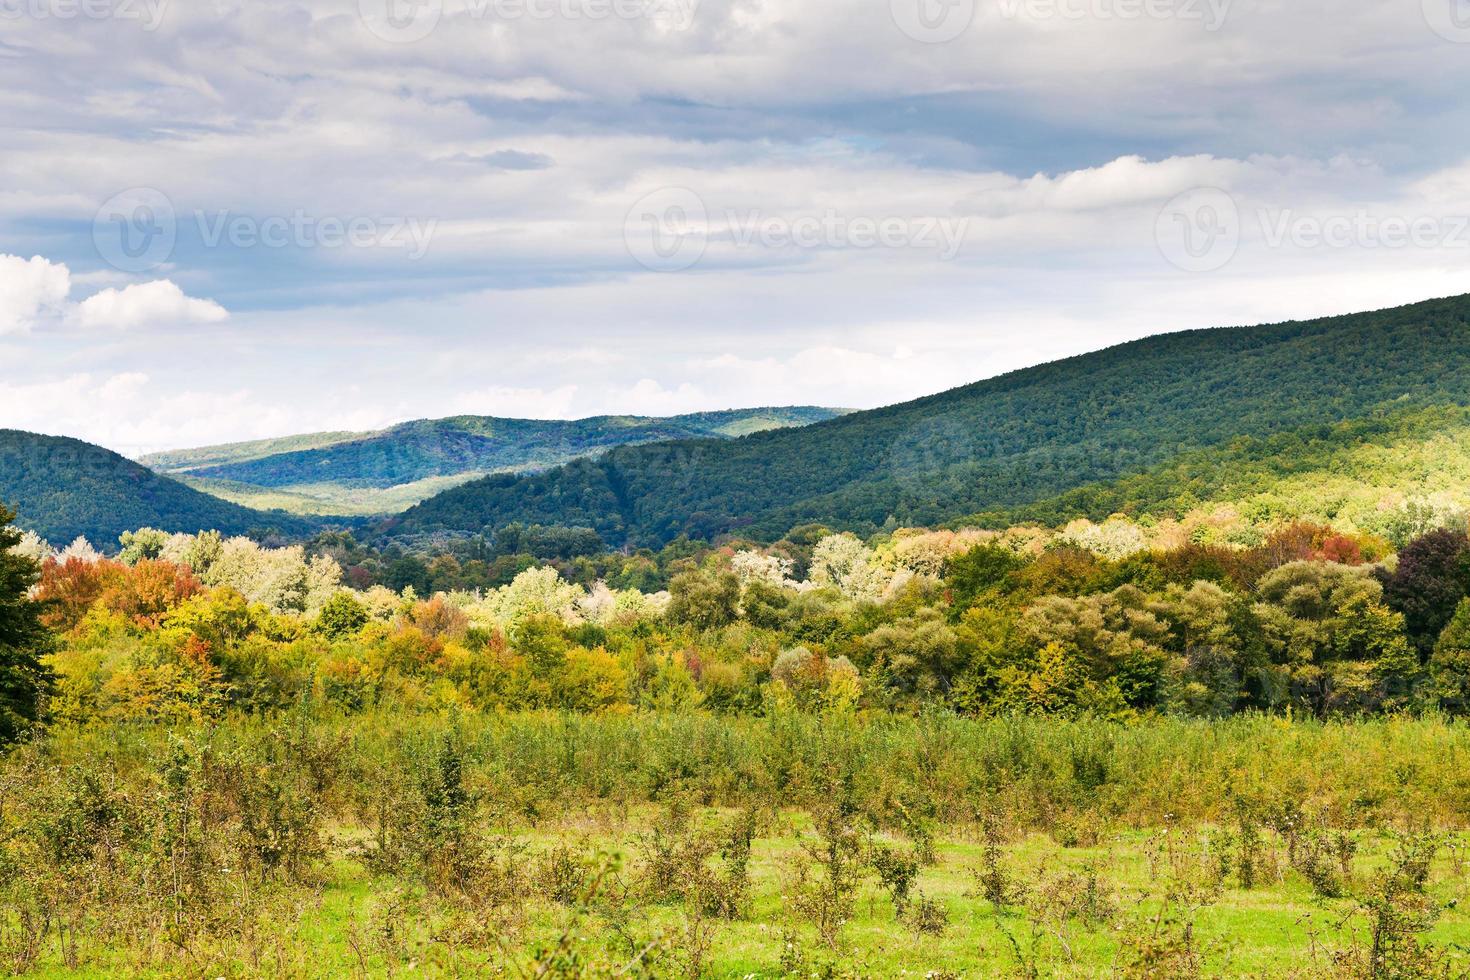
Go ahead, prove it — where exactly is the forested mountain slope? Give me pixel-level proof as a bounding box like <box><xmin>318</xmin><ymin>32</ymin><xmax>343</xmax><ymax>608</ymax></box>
<box><xmin>383</xmin><ymin>295</ymin><xmax>1470</xmax><ymax>546</ymax></box>
<box><xmin>0</xmin><ymin>430</ymin><xmax>312</xmax><ymax>546</ymax></box>
<box><xmin>143</xmin><ymin>408</ymin><xmax>844</xmax><ymax>515</ymax></box>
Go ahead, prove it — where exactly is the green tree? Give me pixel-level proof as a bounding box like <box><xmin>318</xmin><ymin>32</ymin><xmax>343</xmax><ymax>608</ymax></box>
<box><xmin>315</xmin><ymin>591</ymin><xmax>369</xmax><ymax>640</ymax></box>
<box><xmin>0</xmin><ymin>505</ymin><xmax>53</xmax><ymax>746</ymax></box>
<box><xmin>1017</xmin><ymin>585</ymin><xmax>1171</xmax><ymax>712</ymax></box>
<box><xmin>117</xmin><ymin>526</ymin><xmax>170</xmax><ymax>565</ymax></box>
<box><xmin>944</xmin><ymin>543</ymin><xmax>1026</xmax><ymax>612</ymax></box>
<box><xmin>667</xmin><ymin>569</ymin><xmax>740</xmax><ymax>631</ymax></box>
<box><xmin>1429</xmin><ymin>598</ymin><xmax>1470</xmax><ymax>713</ymax></box>
<box><xmin>1255</xmin><ymin>561</ymin><xmax>1413</xmax><ymax>715</ymax></box>
<box><xmin>863</xmin><ymin>607</ymin><xmax>964</xmax><ymax>697</ymax></box>
<box><xmin>514</xmin><ymin>614</ymin><xmax>570</xmax><ymax>678</ymax></box>
<box><xmin>1378</xmin><ymin>529</ymin><xmax>1470</xmax><ymax>656</ymax></box>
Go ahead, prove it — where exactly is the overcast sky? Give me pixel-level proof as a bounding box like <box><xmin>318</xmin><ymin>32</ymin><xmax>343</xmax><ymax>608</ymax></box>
<box><xmin>4</xmin><ymin>0</ymin><xmax>1470</xmax><ymax>455</ymax></box>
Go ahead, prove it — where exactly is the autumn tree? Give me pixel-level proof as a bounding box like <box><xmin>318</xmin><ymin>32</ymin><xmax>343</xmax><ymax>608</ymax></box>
<box><xmin>1378</xmin><ymin>529</ymin><xmax>1470</xmax><ymax>656</ymax></box>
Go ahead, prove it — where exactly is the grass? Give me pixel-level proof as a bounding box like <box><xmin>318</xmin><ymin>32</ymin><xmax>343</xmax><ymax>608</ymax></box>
<box><xmin>14</xmin><ymin>808</ymin><xmax>1470</xmax><ymax>977</ymax></box>
<box><xmin>9</xmin><ymin>710</ymin><xmax>1470</xmax><ymax>976</ymax></box>
<box><xmin>174</xmin><ymin>471</ymin><xmax>490</xmax><ymax>515</ymax></box>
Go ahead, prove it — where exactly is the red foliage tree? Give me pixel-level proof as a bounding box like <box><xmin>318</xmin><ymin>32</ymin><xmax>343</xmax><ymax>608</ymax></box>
<box><xmin>35</xmin><ymin>557</ymin><xmax>121</xmax><ymax>632</ymax></box>
<box><xmin>35</xmin><ymin>557</ymin><xmax>202</xmax><ymax>632</ymax></box>
<box><xmin>100</xmin><ymin>559</ymin><xmax>203</xmax><ymax>627</ymax></box>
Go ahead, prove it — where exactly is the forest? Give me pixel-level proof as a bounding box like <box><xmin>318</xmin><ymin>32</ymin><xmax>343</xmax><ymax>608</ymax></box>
<box><xmin>385</xmin><ymin>296</ymin><xmax>1470</xmax><ymax>547</ymax></box>
<box><xmin>8</xmin><ymin>490</ymin><xmax>1470</xmax><ymax>976</ymax></box>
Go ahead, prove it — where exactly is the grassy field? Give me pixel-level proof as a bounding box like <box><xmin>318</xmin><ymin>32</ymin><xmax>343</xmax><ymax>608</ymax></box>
<box><xmin>173</xmin><ymin>471</ymin><xmax>490</xmax><ymax>516</ymax></box>
<box><xmin>16</xmin><ymin>809</ymin><xmax>1470</xmax><ymax>977</ymax></box>
<box><xmin>6</xmin><ymin>711</ymin><xmax>1470</xmax><ymax>977</ymax></box>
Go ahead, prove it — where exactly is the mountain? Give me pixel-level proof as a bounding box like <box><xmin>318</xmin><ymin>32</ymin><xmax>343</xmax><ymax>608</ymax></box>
<box><xmin>381</xmin><ymin>294</ymin><xmax>1470</xmax><ymax>547</ymax></box>
<box><xmin>142</xmin><ymin>408</ymin><xmax>846</xmax><ymax>516</ymax></box>
<box><xmin>0</xmin><ymin>430</ymin><xmax>314</xmax><ymax>547</ymax></box>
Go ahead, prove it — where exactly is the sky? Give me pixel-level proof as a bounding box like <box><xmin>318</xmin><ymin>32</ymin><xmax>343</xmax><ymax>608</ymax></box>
<box><xmin>4</xmin><ymin>0</ymin><xmax>1470</xmax><ymax>456</ymax></box>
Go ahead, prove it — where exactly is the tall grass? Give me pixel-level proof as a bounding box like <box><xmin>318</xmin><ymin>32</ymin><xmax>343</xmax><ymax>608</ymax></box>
<box><xmin>6</xmin><ymin>709</ymin><xmax>1470</xmax><ymax>975</ymax></box>
<box><xmin>15</xmin><ymin>708</ymin><xmax>1470</xmax><ymax>830</ymax></box>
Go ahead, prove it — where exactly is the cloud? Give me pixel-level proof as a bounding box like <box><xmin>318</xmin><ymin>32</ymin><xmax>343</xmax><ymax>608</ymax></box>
<box><xmin>0</xmin><ymin>254</ymin><xmax>228</xmax><ymax>333</ymax></box>
<box><xmin>0</xmin><ymin>255</ymin><xmax>71</xmax><ymax>335</ymax></box>
<box><xmin>0</xmin><ymin>372</ymin><xmax>410</xmax><ymax>457</ymax></box>
<box><xmin>5</xmin><ymin>0</ymin><xmax>1470</xmax><ymax>449</ymax></box>
<box><xmin>72</xmin><ymin>280</ymin><xmax>229</xmax><ymax>330</ymax></box>
<box><xmin>449</xmin><ymin>384</ymin><xmax>581</xmax><ymax>420</ymax></box>
<box><xmin>452</xmin><ymin>149</ymin><xmax>556</xmax><ymax>171</ymax></box>
<box><xmin>618</xmin><ymin>378</ymin><xmax>708</xmax><ymax>416</ymax></box>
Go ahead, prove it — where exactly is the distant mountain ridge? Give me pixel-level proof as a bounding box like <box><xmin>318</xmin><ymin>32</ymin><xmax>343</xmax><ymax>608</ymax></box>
<box><xmin>16</xmin><ymin>295</ymin><xmax>1470</xmax><ymax>552</ymax></box>
<box><xmin>141</xmin><ymin>407</ymin><xmax>848</xmax><ymax>516</ymax></box>
<box><xmin>0</xmin><ymin>430</ymin><xmax>313</xmax><ymax>546</ymax></box>
<box><xmin>379</xmin><ymin>294</ymin><xmax>1470</xmax><ymax>546</ymax></box>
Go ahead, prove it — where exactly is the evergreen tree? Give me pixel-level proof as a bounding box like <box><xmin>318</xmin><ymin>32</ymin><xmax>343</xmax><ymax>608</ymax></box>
<box><xmin>0</xmin><ymin>505</ymin><xmax>53</xmax><ymax>747</ymax></box>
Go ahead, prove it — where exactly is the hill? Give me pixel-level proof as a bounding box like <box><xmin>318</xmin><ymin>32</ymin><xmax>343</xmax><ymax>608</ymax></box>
<box><xmin>143</xmin><ymin>408</ymin><xmax>845</xmax><ymax>516</ymax></box>
<box><xmin>381</xmin><ymin>294</ymin><xmax>1470</xmax><ymax>546</ymax></box>
<box><xmin>141</xmin><ymin>429</ymin><xmax>370</xmax><ymax>472</ymax></box>
<box><xmin>0</xmin><ymin>430</ymin><xmax>314</xmax><ymax>547</ymax></box>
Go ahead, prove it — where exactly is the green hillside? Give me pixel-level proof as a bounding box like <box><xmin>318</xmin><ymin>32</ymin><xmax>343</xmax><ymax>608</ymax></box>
<box><xmin>382</xmin><ymin>294</ymin><xmax>1470</xmax><ymax>546</ymax></box>
<box><xmin>141</xmin><ymin>430</ymin><xmax>370</xmax><ymax>472</ymax></box>
<box><xmin>171</xmin><ymin>472</ymin><xmax>490</xmax><ymax>518</ymax></box>
<box><xmin>981</xmin><ymin>403</ymin><xmax>1470</xmax><ymax>540</ymax></box>
<box><xmin>0</xmin><ymin>430</ymin><xmax>314</xmax><ymax>547</ymax></box>
<box><xmin>144</xmin><ymin>407</ymin><xmax>845</xmax><ymax>515</ymax></box>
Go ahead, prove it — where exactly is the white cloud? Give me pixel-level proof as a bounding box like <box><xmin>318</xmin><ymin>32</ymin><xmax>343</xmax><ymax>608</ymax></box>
<box><xmin>0</xmin><ymin>372</ymin><xmax>397</xmax><ymax>457</ymax></box>
<box><xmin>72</xmin><ymin>280</ymin><xmax>229</xmax><ymax>330</ymax></box>
<box><xmin>449</xmin><ymin>384</ymin><xmax>581</xmax><ymax>420</ymax></box>
<box><xmin>0</xmin><ymin>254</ymin><xmax>70</xmax><ymax>335</ymax></box>
<box><xmin>618</xmin><ymin>378</ymin><xmax>708</xmax><ymax>416</ymax></box>
<box><xmin>0</xmin><ymin>253</ymin><xmax>227</xmax><ymax>333</ymax></box>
